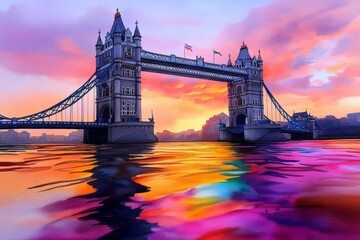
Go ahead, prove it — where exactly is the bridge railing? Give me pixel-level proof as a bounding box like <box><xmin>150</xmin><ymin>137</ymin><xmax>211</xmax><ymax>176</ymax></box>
<box><xmin>141</xmin><ymin>62</ymin><xmax>235</xmax><ymax>82</ymax></box>
<box><xmin>0</xmin><ymin>120</ymin><xmax>107</xmax><ymax>125</ymax></box>
<box><xmin>175</xmin><ymin>57</ymin><xmax>197</xmax><ymax>65</ymax></box>
<box><xmin>141</xmin><ymin>50</ymin><xmax>247</xmax><ymax>75</ymax></box>
<box><xmin>0</xmin><ymin>120</ymin><xmax>108</xmax><ymax>129</ymax></box>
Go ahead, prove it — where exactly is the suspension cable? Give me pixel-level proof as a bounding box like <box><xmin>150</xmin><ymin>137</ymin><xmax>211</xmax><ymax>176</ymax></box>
<box><xmin>81</xmin><ymin>97</ymin><xmax>84</xmax><ymax>122</ymax></box>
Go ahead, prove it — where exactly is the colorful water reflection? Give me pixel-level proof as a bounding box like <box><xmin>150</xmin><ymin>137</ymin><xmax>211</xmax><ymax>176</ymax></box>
<box><xmin>0</xmin><ymin>140</ymin><xmax>360</xmax><ymax>239</ymax></box>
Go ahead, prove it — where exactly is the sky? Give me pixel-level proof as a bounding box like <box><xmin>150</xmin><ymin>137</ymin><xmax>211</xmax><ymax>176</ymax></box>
<box><xmin>0</xmin><ymin>0</ymin><xmax>359</xmax><ymax>135</ymax></box>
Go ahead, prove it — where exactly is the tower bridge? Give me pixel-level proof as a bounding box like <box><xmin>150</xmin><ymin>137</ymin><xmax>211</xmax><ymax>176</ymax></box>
<box><xmin>0</xmin><ymin>9</ymin><xmax>315</xmax><ymax>143</ymax></box>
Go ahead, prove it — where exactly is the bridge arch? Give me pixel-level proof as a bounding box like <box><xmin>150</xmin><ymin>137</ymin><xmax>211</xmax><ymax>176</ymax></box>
<box><xmin>233</xmin><ymin>112</ymin><xmax>247</xmax><ymax>127</ymax></box>
<box><xmin>99</xmin><ymin>105</ymin><xmax>111</xmax><ymax>123</ymax></box>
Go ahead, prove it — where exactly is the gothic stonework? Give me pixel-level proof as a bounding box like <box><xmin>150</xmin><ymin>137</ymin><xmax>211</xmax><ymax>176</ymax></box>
<box><xmin>90</xmin><ymin>9</ymin><xmax>157</xmax><ymax>143</ymax></box>
<box><xmin>228</xmin><ymin>42</ymin><xmax>264</xmax><ymax>127</ymax></box>
<box><xmin>95</xmin><ymin>9</ymin><xmax>142</xmax><ymax>124</ymax></box>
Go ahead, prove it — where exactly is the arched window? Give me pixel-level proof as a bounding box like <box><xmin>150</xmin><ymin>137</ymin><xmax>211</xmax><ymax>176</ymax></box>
<box><xmin>121</xmin><ymin>101</ymin><xmax>125</xmax><ymax>115</ymax></box>
<box><xmin>237</xmin><ymin>86</ymin><xmax>241</xmax><ymax>94</ymax></box>
<box><xmin>131</xmin><ymin>102</ymin><xmax>135</xmax><ymax>114</ymax></box>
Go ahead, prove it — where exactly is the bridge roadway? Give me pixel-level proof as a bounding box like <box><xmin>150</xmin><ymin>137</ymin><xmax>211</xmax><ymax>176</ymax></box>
<box><xmin>0</xmin><ymin>50</ymin><xmax>311</xmax><ymax>134</ymax></box>
<box><xmin>0</xmin><ymin>121</ymin><xmax>108</xmax><ymax>129</ymax></box>
<box><xmin>140</xmin><ymin>50</ymin><xmax>248</xmax><ymax>82</ymax></box>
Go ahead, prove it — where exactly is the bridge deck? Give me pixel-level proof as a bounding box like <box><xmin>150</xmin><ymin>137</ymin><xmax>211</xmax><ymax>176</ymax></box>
<box><xmin>141</xmin><ymin>50</ymin><xmax>247</xmax><ymax>82</ymax></box>
<box><xmin>0</xmin><ymin>121</ymin><xmax>108</xmax><ymax>129</ymax></box>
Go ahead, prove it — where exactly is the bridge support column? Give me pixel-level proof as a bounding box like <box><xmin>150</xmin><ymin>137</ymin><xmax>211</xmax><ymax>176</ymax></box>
<box><xmin>83</xmin><ymin>128</ymin><xmax>108</xmax><ymax>144</ymax></box>
<box><xmin>108</xmin><ymin>122</ymin><xmax>157</xmax><ymax>143</ymax></box>
<box><xmin>244</xmin><ymin>125</ymin><xmax>288</xmax><ymax>142</ymax></box>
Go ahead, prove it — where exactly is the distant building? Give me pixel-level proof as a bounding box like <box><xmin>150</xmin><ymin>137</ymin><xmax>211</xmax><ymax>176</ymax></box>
<box><xmin>316</xmin><ymin>115</ymin><xmax>360</xmax><ymax>138</ymax></box>
<box><xmin>0</xmin><ymin>130</ymin><xmax>87</xmax><ymax>144</ymax></box>
<box><xmin>47</xmin><ymin>135</ymin><xmax>66</xmax><ymax>142</ymax></box>
<box><xmin>156</xmin><ymin>129</ymin><xmax>201</xmax><ymax>142</ymax></box>
<box><xmin>31</xmin><ymin>133</ymin><xmax>49</xmax><ymax>143</ymax></box>
<box><xmin>347</xmin><ymin>112</ymin><xmax>360</xmax><ymax>123</ymax></box>
<box><xmin>67</xmin><ymin>130</ymin><xmax>84</xmax><ymax>142</ymax></box>
<box><xmin>3</xmin><ymin>130</ymin><xmax>19</xmax><ymax>144</ymax></box>
<box><xmin>0</xmin><ymin>130</ymin><xmax>30</xmax><ymax>144</ymax></box>
<box><xmin>292</xmin><ymin>111</ymin><xmax>311</xmax><ymax>123</ymax></box>
<box><xmin>18</xmin><ymin>131</ymin><xmax>31</xmax><ymax>143</ymax></box>
<box><xmin>201</xmin><ymin>112</ymin><xmax>229</xmax><ymax>141</ymax></box>
<box><xmin>324</xmin><ymin>115</ymin><xmax>337</xmax><ymax>120</ymax></box>
<box><xmin>156</xmin><ymin>113</ymin><xmax>231</xmax><ymax>142</ymax></box>
<box><xmin>291</xmin><ymin>111</ymin><xmax>314</xmax><ymax>129</ymax></box>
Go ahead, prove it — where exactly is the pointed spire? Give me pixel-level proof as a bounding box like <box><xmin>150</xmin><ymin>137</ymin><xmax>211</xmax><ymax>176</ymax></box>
<box><xmin>237</xmin><ymin>41</ymin><xmax>251</xmax><ymax>60</ymax></box>
<box><xmin>113</xmin><ymin>21</ymin><xmax>122</xmax><ymax>34</ymax></box>
<box><xmin>96</xmin><ymin>30</ymin><xmax>103</xmax><ymax>46</ymax></box>
<box><xmin>240</xmin><ymin>41</ymin><xmax>248</xmax><ymax>50</ymax></box>
<box><xmin>149</xmin><ymin>109</ymin><xmax>154</xmax><ymax>122</ymax></box>
<box><xmin>110</xmin><ymin>8</ymin><xmax>126</xmax><ymax>35</ymax></box>
<box><xmin>227</xmin><ymin>54</ymin><xmax>232</xmax><ymax>66</ymax></box>
<box><xmin>258</xmin><ymin>49</ymin><xmax>263</xmax><ymax>62</ymax></box>
<box><xmin>134</xmin><ymin>20</ymin><xmax>141</xmax><ymax>37</ymax></box>
<box><xmin>114</xmin><ymin>8</ymin><xmax>121</xmax><ymax>18</ymax></box>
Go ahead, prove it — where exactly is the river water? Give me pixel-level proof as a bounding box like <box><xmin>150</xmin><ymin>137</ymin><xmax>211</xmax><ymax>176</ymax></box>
<box><xmin>1</xmin><ymin>140</ymin><xmax>360</xmax><ymax>240</ymax></box>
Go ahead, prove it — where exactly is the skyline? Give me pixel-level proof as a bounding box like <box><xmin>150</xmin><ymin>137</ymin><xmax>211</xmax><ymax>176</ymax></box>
<box><xmin>0</xmin><ymin>0</ymin><xmax>359</xmax><ymax>135</ymax></box>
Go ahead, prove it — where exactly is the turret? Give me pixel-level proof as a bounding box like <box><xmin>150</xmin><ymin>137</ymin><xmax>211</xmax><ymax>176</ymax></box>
<box><xmin>227</xmin><ymin>54</ymin><xmax>232</xmax><ymax>67</ymax></box>
<box><xmin>95</xmin><ymin>31</ymin><xmax>104</xmax><ymax>69</ymax></box>
<box><xmin>257</xmin><ymin>50</ymin><xmax>263</xmax><ymax>68</ymax></box>
<box><xmin>134</xmin><ymin>21</ymin><xmax>141</xmax><ymax>38</ymax></box>
<box><xmin>112</xmin><ymin>9</ymin><xmax>124</xmax><ymax>60</ymax></box>
<box><xmin>257</xmin><ymin>50</ymin><xmax>263</xmax><ymax>79</ymax></box>
<box><xmin>133</xmin><ymin>21</ymin><xmax>142</xmax><ymax>120</ymax></box>
<box><xmin>235</xmin><ymin>42</ymin><xmax>252</xmax><ymax>68</ymax></box>
<box><xmin>133</xmin><ymin>21</ymin><xmax>142</xmax><ymax>61</ymax></box>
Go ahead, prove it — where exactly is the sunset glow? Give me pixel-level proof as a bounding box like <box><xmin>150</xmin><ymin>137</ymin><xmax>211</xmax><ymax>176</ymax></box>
<box><xmin>0</xmin><ymin>0</ymin><xmax>359</xmax><ymax>135</ymax></box>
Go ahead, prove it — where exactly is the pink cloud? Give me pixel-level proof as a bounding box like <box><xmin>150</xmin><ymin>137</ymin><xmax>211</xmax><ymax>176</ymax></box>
<box><xmin>1</xmin><ymin>0</ymin><xmax>359</xmax><ymax>132</ymax></box>
<box><xmin>0</xmin><ymin>5</ymin><xmax>109</xmax><ymax>81</ymax></box>
<box><xmin>214</xmin><ymin>0</ymin><xmax>360</xmax><ymax>117</ymax></box>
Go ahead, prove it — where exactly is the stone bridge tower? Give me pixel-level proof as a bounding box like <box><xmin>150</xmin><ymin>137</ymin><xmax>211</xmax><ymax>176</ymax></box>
<box><xmin>227</xmin><ymin>42</ymin><xmax>264</xmax><ymax>128</ymax></box>
<box><xmin>85</xmin><ymin>9</ymin><xmax>157</xmax><ymax>143</ymax></box>
<box><xmin>95</xmin><ymin>9</ymin><xmax>142</xmax><ymax>124</ymax></box>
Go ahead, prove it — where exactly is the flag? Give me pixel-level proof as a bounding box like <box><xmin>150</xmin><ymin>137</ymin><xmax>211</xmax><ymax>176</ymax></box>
<box><xmin>213</xmin><ymin>50</ymin><xmax>222</xmax><ymax>56</ymax></box>
<box><xmin>185</xmin><ymin>43</ymin><xmax>193</xmax><ymax>52</ymax></box>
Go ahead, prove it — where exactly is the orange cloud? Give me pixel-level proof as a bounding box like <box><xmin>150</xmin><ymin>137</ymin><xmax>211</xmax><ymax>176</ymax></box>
<box><xmin>2</xmin><ymin>0</ymin><xmax>360</xmax><ymax>134</ymax></box>
<box><xmin>213</xmin><ymin>0</ymin><xmax>360</xmax><ymax>118</ymax></box>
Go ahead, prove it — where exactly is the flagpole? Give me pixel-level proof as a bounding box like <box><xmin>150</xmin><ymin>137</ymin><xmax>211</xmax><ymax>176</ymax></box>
<box><xmin>184</xmin><ymin>45</ymin><xmax>185</xmax><ymax>58</ymax></box>
<box><xmin>213</xmin><ymin>51</ymin><xmax>215</xmax><ymax>64</ymax></box>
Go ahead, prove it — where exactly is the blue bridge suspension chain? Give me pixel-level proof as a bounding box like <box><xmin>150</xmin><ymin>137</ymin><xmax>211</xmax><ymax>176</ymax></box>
<box><xmin>0</xmin><ymin>64</ymin><xmax>112</xmax><ymax>122</ymax></box>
